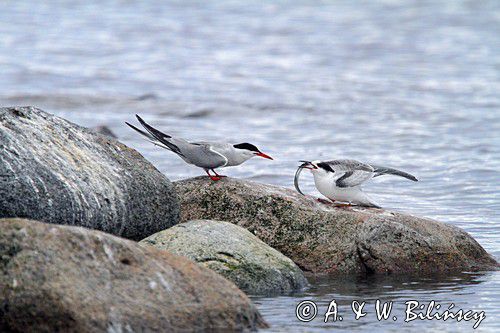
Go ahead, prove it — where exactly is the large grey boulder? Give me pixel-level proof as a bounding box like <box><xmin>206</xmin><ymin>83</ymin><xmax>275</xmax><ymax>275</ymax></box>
<box><xmin>0</xmin><ymin>106</ymin><xmax>179</xmax><ymax>240</ymax></box>
<box><xmin>174</xmin><ymin>177</ymin><xmax>499</xmax><ymax>275</ymax></box>
<box><xmin>140</xmin><ymin>220</ymin><xmax>308</xmax><ymax>295</ymax></box>
<box><xmin>0</xmin><ymin>218</ymin><xmax>267</xmax><ymax>332</ymax></box>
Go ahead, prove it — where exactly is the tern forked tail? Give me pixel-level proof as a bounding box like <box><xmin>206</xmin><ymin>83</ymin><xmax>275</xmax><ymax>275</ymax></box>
<box><xmin>126</xmin><ymin>115</ymin><xmax>185</xmax><ymax>157</ymax></box>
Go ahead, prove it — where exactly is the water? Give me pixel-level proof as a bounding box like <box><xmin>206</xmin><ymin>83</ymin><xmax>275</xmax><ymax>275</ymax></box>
<box><xmin>1</xmin><ymin>1</ymin><xmax>498</xmax><ymax>331</ymax></box>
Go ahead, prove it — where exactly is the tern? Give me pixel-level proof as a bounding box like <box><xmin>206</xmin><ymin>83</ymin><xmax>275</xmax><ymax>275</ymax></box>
<box><xmin>294</xmin><ymin>159</ymin><xmax>417</xmax><ymax>208</ymax></box>
<box><xmin>126</xmin><ymin>115</ymin><xmax>273</xmax><ymax>181</ymax></box>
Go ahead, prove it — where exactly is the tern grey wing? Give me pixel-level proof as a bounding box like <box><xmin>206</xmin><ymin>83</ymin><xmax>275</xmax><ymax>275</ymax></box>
<box><xmin>335</xmin><ymin>170</ymin><xmax>374</xmax><ymax>188</ymax></box>
<box><xmin>370</xmin><ymin>165</ymin><xmax>418</xmax><ymax>181</ymax></box>
<box><xmin>192</xmin><ymin>141</ymin><xmax>249</xmax><ymax>167</ymax></box>
<box><xmin>187</xmin><ymin>142</ymin><xmax>229</xmax><ymax>169</ymax></box>
<box><xmin>322</xmin><ymin>159</ymin><xmax>375</xmax><ymax>173</ymax></box>
<box><xmin>318</xmin><ymin>159</ymin><xmax>374</xmax><ymax>188</ymax></box>
<box><xmin>191</xmin><ymin>141</ymin><xmax>230</xmax><ymax>151</ymax></box>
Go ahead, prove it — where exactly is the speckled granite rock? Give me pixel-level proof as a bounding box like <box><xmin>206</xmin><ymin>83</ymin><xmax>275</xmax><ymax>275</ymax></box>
<box><xmin>140</xmin><ymin>219</ymin><xmax>308</xmax><ymax>295</ymax></box>
<box><xmin>0</xmin><ymin>218</ymin><xmax>267</xmax><ymax>332</ymax></box>
<box><xmin>0</xmin><ymin>106</ymin><xmax>179</xmax><ymax>240</ymax></box>
<box><xmin>173</xmin><ymin>177</ymin><xmax>499</xmax><ymax>275</ymax></box>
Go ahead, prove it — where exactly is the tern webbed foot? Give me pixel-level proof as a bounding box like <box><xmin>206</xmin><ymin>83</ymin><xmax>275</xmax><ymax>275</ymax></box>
<box><xmin>205</xmin><ymin>170</ymin><xmax>222</xmax><ymax>181</ymax></box>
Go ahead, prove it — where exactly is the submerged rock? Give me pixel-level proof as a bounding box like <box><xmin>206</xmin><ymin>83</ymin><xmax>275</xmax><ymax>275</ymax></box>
<box><xmin>174</xmin><ymin>177</ymin><xmax>498</xmax><ymax>275</ymax></box>
<box><xmin>140</xmin><ymin>219</ymin><xmax>308</xmax><ymax>295</ymax></box>
<box><xmin>0</xmin><ymin>218</ymin><xmax>267</xmax><ymax>332</ymax></box>
<box><xmin>0</xmin><ymin>106</ymin><xmax>179</xmax><ymax>240</ymax></box>
<box><xmin>90</xmin><ymin>125</ymin><xmax>117</xmax><ymax>138</ymax></box>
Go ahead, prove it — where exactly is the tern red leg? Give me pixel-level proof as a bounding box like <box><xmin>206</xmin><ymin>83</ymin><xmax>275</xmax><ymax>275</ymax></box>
<box><xmin>211</xmin><ymin>169</ymin><xmax>226</xmax><ymax>178</ymax></box>
<box><xmin>205</xmin><ymin>169</ymin><xmax>221</xmax><ymax>181</ymax></box>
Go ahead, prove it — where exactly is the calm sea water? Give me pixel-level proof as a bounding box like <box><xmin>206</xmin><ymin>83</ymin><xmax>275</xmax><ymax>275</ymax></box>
<box><xmin>1</xmin><ymin>1</ymin><xmax>498</xmax><ymax>331</ymax></box>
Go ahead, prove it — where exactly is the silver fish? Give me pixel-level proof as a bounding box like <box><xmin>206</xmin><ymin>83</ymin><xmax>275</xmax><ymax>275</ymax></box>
<box><xmin>294</xmin><ymin>162</ymin><xmax>309</xmax><ymax>196</ymax></box>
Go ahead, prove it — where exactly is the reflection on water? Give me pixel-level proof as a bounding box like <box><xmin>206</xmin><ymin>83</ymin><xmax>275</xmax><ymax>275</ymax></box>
<box><xmin>253</xmin><ymin>271</ymin><xmax>498</xmax><ymax>332</ymax></box>
<box><xmin>0</xmin><ymin>0</ymin><xmax>498</xmax><ymax>332</ymax></box>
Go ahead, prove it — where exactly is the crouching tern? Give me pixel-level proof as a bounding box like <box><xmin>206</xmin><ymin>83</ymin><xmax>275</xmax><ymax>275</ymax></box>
<box><xmin>294</xmin><ymin>159</ymin><xmax>417</xmax><ymax>208</ymax></box>
<box><xmin>126</xmin><ymin>115</ymin><xmax>273</xmax><ymax>181</ymax></box>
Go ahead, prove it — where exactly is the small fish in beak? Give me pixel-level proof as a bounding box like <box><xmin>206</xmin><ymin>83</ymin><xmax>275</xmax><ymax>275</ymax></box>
<box><xmin>294</xmin><ymin>161</ymin><xmax>315</xmax><ymax>195</ymax></box>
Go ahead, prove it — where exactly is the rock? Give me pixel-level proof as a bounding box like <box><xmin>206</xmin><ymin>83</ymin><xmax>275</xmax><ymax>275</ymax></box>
<box><xmin>140</xmin><ymin>220</ymin><xmax>308</xmax><ymax>295</ymax></box>
<box><xmin>173</xmin><ymin>177</ymin><xmax>499</xmax><ymax>275</ymax></box>
<box><xmin>0</xmin><ymin>106</ymin><xmax>179</xmax><ymax>240</ymax></box>
<box><xmin>90</xmin><ymin>125</ymin><xmax>117</xmax><ymax>138</ymax></box>
<box><xmin>0</xmin><ymin>218</ymin><xmax>267</xmax><ymax>332</ymax></box>
<box><xmin>134</xmin><ymin>93</ymin><xmax>158</xmax><ymax>101</ymax></box>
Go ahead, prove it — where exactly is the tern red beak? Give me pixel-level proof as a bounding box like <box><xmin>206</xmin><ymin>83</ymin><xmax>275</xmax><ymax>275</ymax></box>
<box><xmin>255</xmin><ymin>152</ymin><xmax>273</xmax><ymax>160</ymax></box>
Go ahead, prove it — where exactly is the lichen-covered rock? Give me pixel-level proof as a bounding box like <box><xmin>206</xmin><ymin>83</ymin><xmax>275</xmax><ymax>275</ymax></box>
<box><xmin>174</xmin><ymin>177</ymin><xmax>499</xmax><ymax>275</ymax></box>
<box><xmin>0</xmin><ymin>218</ymin><xmax>267</xmax><ymax>332</ymax></box>
<box><xmin>140</xmin><ymin>220</ymin><xmax>308</xmax><ymax>295</ymax></box>
<box><xmin>0</xmin><ymin>106</ymin><xmax>179</xmax><ymax>240</ymax></box>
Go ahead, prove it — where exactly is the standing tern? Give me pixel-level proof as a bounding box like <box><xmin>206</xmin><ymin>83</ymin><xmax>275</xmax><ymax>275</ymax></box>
<box><xmin>126</xmin><ymin>115</ymin><xmax>273</xmax><ymax>181</ymax></box>
<box><xmin>294</xmin><ymin>159</ymin><xmax>417</xmax><ymax>208</ymax></box>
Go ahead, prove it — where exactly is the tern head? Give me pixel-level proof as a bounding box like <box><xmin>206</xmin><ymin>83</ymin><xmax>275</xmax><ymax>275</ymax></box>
<box><xmin>298</xmin><ymin>160</ymin><xmax>332</xmax><ymax>175</ymax></box>
<box><xmin>233</xmin><ymin>143</ymin><xmax>273</xmax><ymax>160</ymax></box>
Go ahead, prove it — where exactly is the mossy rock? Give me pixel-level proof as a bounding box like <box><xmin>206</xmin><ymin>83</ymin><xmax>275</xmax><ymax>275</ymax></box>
<box><xmin>141</xmin><ymin>220</ymin><xmax>308</xmax><ymax>295</ymax></box>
